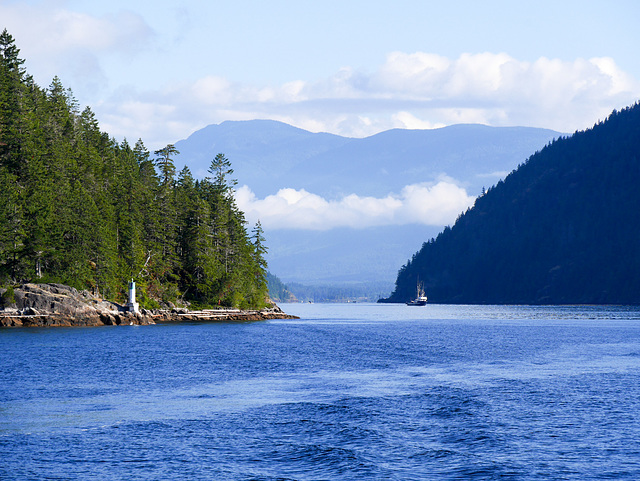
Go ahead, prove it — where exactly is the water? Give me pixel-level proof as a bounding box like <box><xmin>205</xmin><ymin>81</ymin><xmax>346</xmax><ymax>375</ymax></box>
<box><xmin>2</xmin><ymin>303</ymin><xmax>640</xmax><ymax>480</ymax></box>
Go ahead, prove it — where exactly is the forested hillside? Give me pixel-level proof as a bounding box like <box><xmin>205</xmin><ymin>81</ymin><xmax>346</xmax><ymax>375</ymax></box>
<box><xmin>383</xmin><ymin>102</ymin><xmax>640</xmax><ymax>305</ymax></box>
<box><xmin>0</xmin><ymin>30</ymin><xmax>268</xmax><ymax>308</ymax></box>
<box><xmin>266</xmin><ymin>272</ymin><xmax>296</xmax><ymax>303</ymax></box>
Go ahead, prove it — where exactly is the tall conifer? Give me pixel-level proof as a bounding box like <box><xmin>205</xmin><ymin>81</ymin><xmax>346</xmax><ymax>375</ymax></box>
<box><xmin>0</xmin><ymin>30</ymin><xmax>270</xmax><ymax>308</ymax></box>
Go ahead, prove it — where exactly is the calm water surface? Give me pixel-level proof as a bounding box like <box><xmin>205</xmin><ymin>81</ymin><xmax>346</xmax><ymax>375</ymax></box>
<box><xmin>2</xmin><ymin>303</ymin><xmax>640</xmax><ymax>480</ymax></box>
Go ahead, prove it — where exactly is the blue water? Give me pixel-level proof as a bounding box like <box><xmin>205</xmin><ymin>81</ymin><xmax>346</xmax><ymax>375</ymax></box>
<box><xmin>2</xmin><ymin>303</ymin><xmax>640</xmax><ymax>480</ymax></box>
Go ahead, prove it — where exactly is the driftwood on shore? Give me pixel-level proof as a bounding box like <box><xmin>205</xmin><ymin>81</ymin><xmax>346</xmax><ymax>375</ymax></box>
<box><xmin>0</xmin><ymin>283</ymin><xmax>298</xmax><ymax>328</ymax></box>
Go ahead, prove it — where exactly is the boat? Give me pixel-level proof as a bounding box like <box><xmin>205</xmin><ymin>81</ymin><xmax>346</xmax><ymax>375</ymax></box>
<box><xmin>406</xmin><ymin>283</ymin><xmax>428</xmax><ymax>306</ymax></box>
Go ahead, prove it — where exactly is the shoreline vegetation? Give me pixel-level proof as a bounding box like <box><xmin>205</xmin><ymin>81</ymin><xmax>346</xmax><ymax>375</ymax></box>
<box><xmin>0</xmin><ymin>283</ymin><xmax>297</xmax><ymax>328</ymax></box>
<box><xmin>0</xmin><ymin>30</ymin><xmax>271</xmax><ymax>310</ymax></box>
<box><xmin>382</xmin><ymin>102</ymin><xmax>640</xmax><ymax>305</ymax></box>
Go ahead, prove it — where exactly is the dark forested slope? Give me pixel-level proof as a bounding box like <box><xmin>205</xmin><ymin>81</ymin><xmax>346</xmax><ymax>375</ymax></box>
<box><xmin>383</xmin><ymin>102</ymin><xmax>640</xmax><ymax>304</ymax></box>
<box><xmin>0</xmin><ymin>30</ymin><xmax>268</xmax><ymax>308</ymax></box>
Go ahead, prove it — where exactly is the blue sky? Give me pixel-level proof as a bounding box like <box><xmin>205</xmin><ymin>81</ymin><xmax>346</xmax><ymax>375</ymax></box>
<box><xmin>2</xmin><ymin>0</ymin><xmax>640</xmax><ymax>229</ymax></box>
<box><xmin>2</xmin><ymin>0</ymin><xmax>639</xmax><ymax>149</ymax></box>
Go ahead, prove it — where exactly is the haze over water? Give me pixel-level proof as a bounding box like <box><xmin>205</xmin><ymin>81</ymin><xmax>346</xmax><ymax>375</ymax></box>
<box><xmin>2</xmin><ymin>303</ymin><xmax>640</xmax><ymax>480</ymax></box>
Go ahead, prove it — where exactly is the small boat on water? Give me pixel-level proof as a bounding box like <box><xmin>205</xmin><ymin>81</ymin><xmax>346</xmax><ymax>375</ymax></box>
<box><xmin>406</xmin><ymin>283</ymin><xmax>428</xmax><ymax>306</ymax></box>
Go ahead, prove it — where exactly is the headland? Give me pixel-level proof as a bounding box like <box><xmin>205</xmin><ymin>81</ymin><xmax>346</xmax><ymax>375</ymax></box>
<box><xmin>0</xmin><ymin>283</ymin><xmax>297</xmax><ymax>328</ymax></box>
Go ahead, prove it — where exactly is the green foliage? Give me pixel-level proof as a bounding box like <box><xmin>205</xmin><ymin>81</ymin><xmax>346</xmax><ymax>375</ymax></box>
<box><xmin>383</xmin><ymin>102</ymin><xmax>640</xmax><ymax>305</ymax></box>
<box><xmin>267</xmin><ymin>272</ymin><xmax>296</xmax><ymax>302</ymax></box>
<box><xmin>1</xmin><ymin>285</ymin><xmax>15</xmax><ymax>305</ymax></box>
<box><xmin>0</xmin><ymin>30</ymin><xmax>269</xmax><ymax>309</ymax></box>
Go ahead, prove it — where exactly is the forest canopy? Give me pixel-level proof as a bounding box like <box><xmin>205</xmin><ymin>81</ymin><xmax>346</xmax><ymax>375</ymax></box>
<box><xmin>0</xmin><ymin>29</ymin><xmax>268</xmax><ymax>309</ymax></box>
<box><xmin>382</xmin><ymin>101</ymin><xmax>640</xmax><ymax>305</ymax></box>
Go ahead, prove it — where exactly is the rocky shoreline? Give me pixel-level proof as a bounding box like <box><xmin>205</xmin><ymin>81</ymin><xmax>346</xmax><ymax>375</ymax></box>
<box><xmin>0</xmin><ymin>283</ymin><xmax>298</xmax><ymax>328</ymax></box>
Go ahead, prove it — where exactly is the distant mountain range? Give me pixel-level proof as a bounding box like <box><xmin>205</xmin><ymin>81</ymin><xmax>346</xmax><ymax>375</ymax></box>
<box><xmin>383</xmin><ymin>103</ymin><xmax>640</xmax><ymax>304</ymax></box>
<box><xmin>175</xmin><ymin>120</ymin><xmax>560</xmax><ymax>198</ymax></box>
<box><xmin>174</xmin><ymin>120</ymin><xmax>562</xmax><ymax>299</ymax></box>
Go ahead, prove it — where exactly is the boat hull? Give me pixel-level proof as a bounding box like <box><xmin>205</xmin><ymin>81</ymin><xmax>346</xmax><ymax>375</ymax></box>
<box><xmin>406</xmin><ymin>299</ymin><xmax>428</xmax><ymax>306</ymax></box>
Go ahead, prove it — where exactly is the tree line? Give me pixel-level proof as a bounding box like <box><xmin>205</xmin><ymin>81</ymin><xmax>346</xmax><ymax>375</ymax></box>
<box><xmin>382</xmin><ymin>101</ymin><xmax>640</xmax><ymax>305</ymax></box>
<box><xmin>0</xmin><ymin>29</ymin><xmax>268</xmax><ymax>308</ymax></box>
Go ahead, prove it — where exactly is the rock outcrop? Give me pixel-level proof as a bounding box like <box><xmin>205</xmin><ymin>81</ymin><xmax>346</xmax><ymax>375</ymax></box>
<box><xmin>0</xmin><ymin>283</ymin><xmax>153</xmax><ymax>327</ymax></box>
<box><xmin>0</xmin><ymin>283</ymin><xmax>297</xmax><ymax>328</ymax></box>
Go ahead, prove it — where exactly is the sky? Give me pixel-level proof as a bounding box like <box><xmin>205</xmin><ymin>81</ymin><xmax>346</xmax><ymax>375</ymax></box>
<box><xmin>2</xmin><ymin>0</ymin><xmax>640</xmax><ymax>230</ymax></box>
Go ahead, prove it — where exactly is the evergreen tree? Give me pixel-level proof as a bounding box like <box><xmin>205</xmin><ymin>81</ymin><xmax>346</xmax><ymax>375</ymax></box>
<box><xmin>0</xmin><ymin>29</ymin><xmax>26</xmax><ymax>176</ymax></box>
<box><xmin>0</xmin><ymin>167</ymin><xmax>24</xmax><ymax>282</ymax></box>
<box><xmin>208</xmin><ymin>152</ymin><xmax>237</xmax><ymax>194</ymax></box>
<box><xmin>249</xmin><ymin>221</ymin><xmax>269</xmax><ymax>307</ymax></box>
<box><xmin>0</xmin><ymin>30</ymin><xmax>270</xmax><ymax>309</ymax></box>
<box><xmin>154</xmin><ymin>144</ymin><xmax>178</xmax><ymax>186</ymax></box>
<box><xmin>151</xmin><ymin>144</ymin><xmax>179</xmax><ymax>300</ymax></box>
<box><xmin>383</xmin><ymin>102</ymin><xmax>640</xmax><ymax>305</ymax></box>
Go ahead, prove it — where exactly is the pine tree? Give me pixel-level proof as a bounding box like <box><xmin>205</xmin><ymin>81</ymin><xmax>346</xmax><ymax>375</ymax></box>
<box><xmin>250</xmin><ymin>221</ymin><xmax>269</xmax><ymax>307</ymax></box>
<box><xmin>208</xmin><ymin>152</ymin><xmax>237</xmax><ymax>194</ymax></box>
<box><xmin>0</xmin><ymin>167</ymin><xmax>24</xmax><ymax>282</ymax></box>
<box><xmin>154</xmin><ymin>144</ymin><xmax>179</xmax><ymax>186</ymax></box>
<box><xmin>0</xmin><ymin>29</ymin><xmax>26</xmax><ymax>177</ymax></box>
<box><xmin>113</xmin><ymin>140</ymin><xmax>146</xmax><ymax>286</ymax></box>
<box><xmin>151</xmin><ymin>144</ymin><xmax>180</xmax><ymax>302</ymax></box>
<box><xmin>0</xmin><ymin>31</ymin><xmax>271</xmax><ymax>309</ymax></box>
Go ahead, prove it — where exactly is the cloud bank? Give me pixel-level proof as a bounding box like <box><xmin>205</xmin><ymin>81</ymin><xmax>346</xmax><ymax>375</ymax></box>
<box><xmin>98</xmin><ymin>51</ymin><xmax>640</xmax><ymax>148</ymax></box>
<box><xmin>3</xmin><ymin>3</ymin><xmax>639</xmax><ymax>150</ymax></box>
<box><xmin>1</xmin><ymin>2</ymin><xmax>153</xmax><ymax>95</ymax></box>
<box><xmin>235</xmin><ymin>181</ymin><xmax>476</xmax><ymax>230</ymax></box>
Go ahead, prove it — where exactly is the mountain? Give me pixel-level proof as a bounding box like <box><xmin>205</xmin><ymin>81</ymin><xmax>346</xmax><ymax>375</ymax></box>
<box><xmin>175</xmin><ymin>120</ymin><xmax>560</xmax><ymax>198</ymax></box>
<box><xmin>382</xmin><ymin>103</ymin><xmax>640</xmax><ymax>305</ymax></box>
<box><xmin>264</xmin><ymin>225</ymin><xmax>441</xmax><ymax>284</ymax></box>
<box><xmin>174</xmin><ymin>120</ymin><xmax>350</xmax><ymax>197</ymax></box>
<box><xmin>284</xmin><ymin>124</ymin><xmax>561</xmax><ymax>198</ymax></box>
<box><xmin>266</xmin><ymin>272</ymin><xmax>296</xmax><ymax>303</ymax></box>
<box><xmin>174</xmin><ymin>120</ymin><xmax>561</xmax><ymax>297</ymax></box>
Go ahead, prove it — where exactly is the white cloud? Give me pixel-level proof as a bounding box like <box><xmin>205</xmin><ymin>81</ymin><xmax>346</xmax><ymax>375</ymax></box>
<box><xmin>191</xmin><ymin>76</ymin><xmax>234</xmax><ymax>105</ymax></box>
<box><xmin>1</xmin><ymin>2</ymin><xmax>153</xmax><ymax>99</ymax></box>
<box><xmin>2</xmin><ymin>2</ymin><xmax>638</xmax><ymax>149</ymax></box>
<box><xmin>89</xmin><ymin>51</ymin><xmax>640</xmax><ymax>149</ymax></box>
<box><xmin>3</xmin><ymin>4</ymin><xmax>152</xmax><ymax>56</ymax></box>
<box><xmin>235</xmin><ymin>182</ymin><xmax>476</xmax><ymax>230</ymax></box>
<box><xmin>392</xmin><ymin>111</ymin><xmax>446</xmax><ymax>130</ymax></box>
<box><xmin>589</xmin><ymin>57</ymin><xmax>637</xmax><ymax>95</ymax></box>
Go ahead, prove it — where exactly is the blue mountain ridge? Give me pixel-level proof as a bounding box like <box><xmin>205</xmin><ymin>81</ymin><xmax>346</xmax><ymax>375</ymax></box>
<box><xmin>174</xmin><ymin>120</ymin><xmax>562</xmax><ymax>299</ymax></box>
<box><xmin>175</xmin><ymin>120</ymin><xmax>560</xmax><ymax>198</ymax></box>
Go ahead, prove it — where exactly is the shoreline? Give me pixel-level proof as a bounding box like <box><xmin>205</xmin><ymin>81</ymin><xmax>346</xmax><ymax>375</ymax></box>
<box><xmin>0</xmin><ymin>283</ymin><xmax>299</xmax><ymax>328</ymax></box>
<box><xmin>0</xmin><ymin>307</ymin><xmax>299</xmax><ymax>328</ymax></box>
